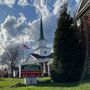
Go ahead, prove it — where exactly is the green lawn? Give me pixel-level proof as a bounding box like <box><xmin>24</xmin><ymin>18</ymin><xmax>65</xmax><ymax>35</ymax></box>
<box><xmin>0</xmin><ymin>77</ymin><xmax>90</xmax><ymax>90</ymax></box>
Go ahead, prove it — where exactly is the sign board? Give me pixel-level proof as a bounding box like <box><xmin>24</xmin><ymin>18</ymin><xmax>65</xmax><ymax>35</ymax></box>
<box><xmin>21</xmin><ymin>64</ymin><xmax>42</xmax><ymax>77</ymax></box>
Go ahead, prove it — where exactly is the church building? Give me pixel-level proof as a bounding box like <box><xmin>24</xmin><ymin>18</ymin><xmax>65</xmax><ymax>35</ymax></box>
<box><xmin>25</xmin><ymin>18</ymin><xmax>52</xmax><ymax>76</ymax></box>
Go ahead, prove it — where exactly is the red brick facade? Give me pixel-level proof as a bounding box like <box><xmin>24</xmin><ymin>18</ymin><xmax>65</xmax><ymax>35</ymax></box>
<box><xmin>76</xmin><ymin>9</ymin><xmax>90</xmax><ymax>74</ymax></box>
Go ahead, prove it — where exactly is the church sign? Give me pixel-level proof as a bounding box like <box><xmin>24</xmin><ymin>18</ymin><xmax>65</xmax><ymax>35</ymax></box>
<box><xmin>21</xmin><ymin>64</ymin><xmax>42</xmax><ymax>77</ymax></box>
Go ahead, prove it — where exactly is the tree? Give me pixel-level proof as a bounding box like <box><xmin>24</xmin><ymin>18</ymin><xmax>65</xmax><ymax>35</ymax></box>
<box><xmin>1</xmin><ymin>44</ymin><xmax>22</xmax><ymax>77</ymax></box>
<box><xmin>51</xmin><ymin>4</ymin><xmax>85</xmax><ymax>83</ymax></box>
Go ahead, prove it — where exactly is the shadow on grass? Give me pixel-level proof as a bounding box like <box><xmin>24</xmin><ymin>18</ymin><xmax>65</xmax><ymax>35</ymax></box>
<box><xmin>35</xmin><ymin>80</ymin><xmax>80</xmax><ymax>87</ymax></box>
<box><xmin>10</xmin><ymin>83</ymin><xmax>26</xmax><ymax>88</ymax></box>
<box><xmin>10</xmin><ymin>81</ymin><xmax>80</xmax><ymax>88</ymax></box>
<box><xmin>0</xmin><ymin>78</ymin><xmax>5</xmax><ymax>81</ymax></box>
<box><xmin>81</xmin><ymin>74</ymin><xmax>90</xmax><ymax>84</ymax></box>
<box><xmin>82</xmin><ymin>79</ymin><xmax>90</xmax><ymax>84</ymax></box>
<box><xmin>0</xmin><ymin>86</ymin><xmax>3</xmax><ymax>88</ymax></box>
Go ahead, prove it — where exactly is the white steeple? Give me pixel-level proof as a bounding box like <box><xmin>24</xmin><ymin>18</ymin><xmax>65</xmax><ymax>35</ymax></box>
<box><xmin>34</xmin><ymin>18</ymin><xmax>51</xmax><ymax>56</ymax></box>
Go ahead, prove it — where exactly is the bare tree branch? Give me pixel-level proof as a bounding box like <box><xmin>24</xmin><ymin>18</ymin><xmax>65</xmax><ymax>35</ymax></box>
<box><xmin>1</xmin><ymin>44</ymin><xmax>23</xmax><ymax>77</ymax></box>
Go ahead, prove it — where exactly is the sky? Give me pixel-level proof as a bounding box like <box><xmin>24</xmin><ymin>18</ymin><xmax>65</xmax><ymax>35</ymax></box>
<box><xmin>0</xmin><ymin>0</ymin><xmax>80</xmax><ymax>53</ymax></box>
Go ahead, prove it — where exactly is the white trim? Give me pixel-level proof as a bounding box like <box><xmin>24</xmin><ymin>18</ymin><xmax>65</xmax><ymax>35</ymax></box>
<box><xmin>19</xmin><ymin>65</ymin><xmax>21</xmax><ymax>78</ymax></box>
<box><xmin>23</xmin><ymin>58</ymin><xmax>51</xmax><ymax>65</ymax></box>
<box><xmin>36</xmin><ymin>59</ymin><xmax>50</xmax><ymax>62</ymax></box>
<box><xmin>47</xmin><ymin>64</ymin><xmax>50</xmax><ymax>76</ymax></box>
<box><xmin>77</xmin><ymin>0</ymin><xmax>83</xmax><ymax>13</ymax></box>
<box><xmin>47</xmin><ymin>59</ymin><xmax>53</xmax><ymax>65</ymax></box>
<box><xmin>43</xmin><ymin>62</ymin><xmax>46</xmax><ymax>73</ymax></box>
<box><xmin>75</xmin><ymin>0</ymin><xmax>82</xmax><ymax>16</ymax></box>
<box><xmin>22</xmin><ymin>55</ymin><xmax>37</xmax><ymax>65</ymax></box>
<box><xmin>75</xmin><ymin>0</ymin><xmax>90</xmax><ymax>16</ymax></box>
<box><xmin>75</xmin><ymin>0</ymin><xmax>90</xmax><ymax>20</ymax></box>
<box><xmin>31</xmin><ymin>54</ymin><xmax>37</xmax><ymax>60</ymax></box>
<box><xmin>78</xmin><ymin>1</ymin><xmax>90</xmax><ymax>15</ymax></box>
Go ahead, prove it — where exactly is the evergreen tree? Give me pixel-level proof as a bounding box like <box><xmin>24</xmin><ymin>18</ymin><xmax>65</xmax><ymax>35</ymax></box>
<box><xmin>51</xmin><ymin>4</ymin><xmax>85</xmax><ymax>83</ymax></box>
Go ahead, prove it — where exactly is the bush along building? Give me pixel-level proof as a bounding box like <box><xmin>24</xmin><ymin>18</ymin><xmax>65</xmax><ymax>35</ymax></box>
<box><xmin>75</xmin><ymin>0</ymin><xmax>90</xmax><ymax>78</ymax></box>
<box><xmin>23</xmin><ymin>18</ymin><xmax>52</xmax><ymax>76</ymax></box>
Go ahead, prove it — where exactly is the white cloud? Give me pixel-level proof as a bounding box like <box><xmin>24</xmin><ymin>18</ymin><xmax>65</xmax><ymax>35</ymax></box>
<box><xmin>53</xmin><ymin>0</ymin><xmax>68</xmax><ymax>15</ymax></box>
<box><xmin>0</xmin><ymin>0</ymin><xmax>16</xmax><ymax>8</ymax></box>
<box><xmin>0</xmin><ymin>13</ymin><xmax>29</xmax><ymax>43</ymax></box>
<box><xmin>18</xmin><ymin>0</ymin><xmax>29</xmax><ymax>6</ymax></box>
<box><xmin>0</xmin><ymin>0</ymin><xmax>29</xmax><ymax>7</ymax></box>
<box><xmin>28</xmin><ymin>0</ymin><xmax>78</xmax><ymax>50</ymax></box>
<box><xmin>0</xmin><ymin>14</ymin><xmax>57</xmax><ymax>49</ymax></box>
<box><xmin>0</xmin><ymin>0</ymin><xmax>78</xmax><ymax>52</ymax></box>
<box><xmin>33</xmin><ymin>0</ymin><xmax>50</xmax><ymax>17</ymax></box>
<box><xmin>1</xmin><ymin>15</ymin><xmax>16</xmax><ymax>41</ymax></box>
<box><xmin>15</xmin><ymin>13</ymin><xmax>27</xmax><ymax>27</ymax></box>
<box><xmin>75</xmin><ymin>0</ymin><xmax>80</xmax><ymax>5</ymax></box>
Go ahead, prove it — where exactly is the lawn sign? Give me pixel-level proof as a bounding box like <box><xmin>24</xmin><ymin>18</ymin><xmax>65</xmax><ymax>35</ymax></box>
<box><xmin>20</xmin><ymin>64</ymin><xmax>42</xmax><ymax>85</ymax></box>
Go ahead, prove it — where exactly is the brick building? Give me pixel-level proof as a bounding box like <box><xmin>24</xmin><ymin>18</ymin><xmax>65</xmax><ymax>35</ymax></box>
<box><xmin>75</xmin><ymin>0</ymin><xmax>90</xmax><ymax>75</ymax></box>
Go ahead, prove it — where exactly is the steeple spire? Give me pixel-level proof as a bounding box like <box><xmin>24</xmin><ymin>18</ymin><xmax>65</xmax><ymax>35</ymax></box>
<box><xmin>40</xmin><ymin>18</ymin><xmax>44</xmax><ymax>40</ymax></box>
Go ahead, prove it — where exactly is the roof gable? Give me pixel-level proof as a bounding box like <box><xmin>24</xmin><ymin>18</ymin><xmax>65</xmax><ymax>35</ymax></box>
<box><xmin>31</xmin><ymin>53</ymin><xmax>53</xmax><ymax>59</ymax></box>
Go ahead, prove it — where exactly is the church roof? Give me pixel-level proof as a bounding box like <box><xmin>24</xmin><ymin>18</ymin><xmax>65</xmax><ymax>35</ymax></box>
<box><xmin>40</xmin><ymin>18</ymin><xmax>44</xmax><ymax>40</ymax></box>
<box><xmin>31</xmin><ymin>53</ymin><xmax>53</xmax><ymax>59</ymax></box>
<box><xmin>37</xmin><ymin>18</ymin><xmax>47</xmax><ymax>41</ymax></box>
<box><xmin>75</xmin><ymin>0</ymin><xmax>90</xmax><ymax>20</ymax></box>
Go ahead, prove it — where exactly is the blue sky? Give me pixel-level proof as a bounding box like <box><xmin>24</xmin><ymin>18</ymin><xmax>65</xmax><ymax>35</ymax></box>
<box><xmin>0</xmin><ymin>1</ymin><xmax>37</xmax><ymax>23</ymax></box>
<box><xmin>0</xmin><ymin>0</ymin><xmax>78</xmax><ymax>23</ymax></box>
<box><xmin>0</xmin><ymin>0</ymin><xmax>79</xmax><ymax>52</ymax></box>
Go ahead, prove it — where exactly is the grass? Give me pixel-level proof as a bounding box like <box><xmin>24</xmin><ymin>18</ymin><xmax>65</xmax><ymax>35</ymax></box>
<box><xmin>0</xmin><ymin>77</ymin><xmax>90</xmax><ymax>90</ymax></box>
